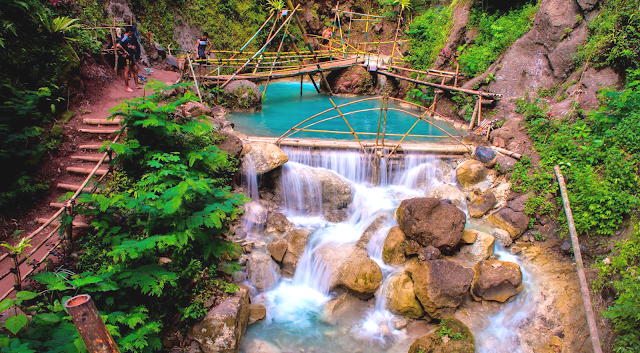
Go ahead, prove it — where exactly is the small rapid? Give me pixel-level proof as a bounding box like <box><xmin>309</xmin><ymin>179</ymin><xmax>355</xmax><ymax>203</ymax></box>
<box><xmin>240</xmin><ymin>147</ymin><xmax>537</xmax><ymax>353</ymax></box>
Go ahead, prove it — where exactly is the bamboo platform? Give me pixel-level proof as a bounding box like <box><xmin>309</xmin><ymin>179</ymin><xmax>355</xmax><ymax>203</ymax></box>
<box><xmin>246</xmin><ymin>136</ymin><xmax>470</xmax><ymax>154</ymax></box>
<box><xmin>201</xmin><ymin>57</ymin><xmax>364</xmax><ymax>83</ymax></box>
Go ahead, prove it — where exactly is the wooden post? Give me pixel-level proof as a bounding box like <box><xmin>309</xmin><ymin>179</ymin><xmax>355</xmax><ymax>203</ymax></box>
<box><xmin>554</xmin><ymin>166</ymin><xmax>604</xmax><ymax>353</ymax></box>
<box><xmin>65</xmin><ymin>201</ymin><xmax>74</xmax><ymax>253</ymax></box>
<box><xmin>300</xmin><ymin>74</ymin><xmax>303</xmax><ymax>96</ymax></box>
<box><xmin>8</xmin><ymin>253</ymin><xmax>21</xmax><ymax>293</ymax></box>
<box><xmin>454</xmin><ymin>61</ymin><xmax>460</xmax><ymax>87</ymax></box>
<box><xmin>65</xmin><ymin>295</ymin><xmax>121</xmax><ymax>353</ymax></box>
<box><xmin>187</xmin><ymin>55</ymin><xmax>203</xmax><ymax>103</ymax></box>
<box><xmin>469</xmin><ymin>97</ymin><xmax>480</xmax><ymax>130</ymax></box>
<box><xmin>110</xmin><ymin>18</ymin><xmax>118</xmax><ymax>74</ymax></box>
<box><xmin>477</xmin><ymin>95</ymin><xmax>482</xmax><ymax>126</ymax></box>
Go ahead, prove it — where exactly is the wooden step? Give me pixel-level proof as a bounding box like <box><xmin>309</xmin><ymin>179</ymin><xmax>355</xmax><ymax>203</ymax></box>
<box><xmin>37</xmin><ymin>218</ymin><xmax>91</xmax><ymax>229</ymax></box>
<box><xmin>78</xmin><ymin>144</ymin><xmax>104</xmax><ymax>150</ymax></box>
<box><xmin>66</xmin><ymin>166</ymin><xmax>109</xmax><ymax>176</ymax></box>
<box><xmin>71</xmin><ymin>153</ymin><xmax>107</xmax><ymax>162</ymax></box>
<box><xmin>56</xmin><ymin>183</ymin><xmax>94</xmax><ymax>192</ymax></box>
<box><xmin>78</xmin><ymin>127</ymin><xmax>120</xmax><ymax>134</ymax></box>
<box><xmin>83</xmin><ymin>118</ymin><xmax>123</xmax><ymax>125</ymax></box>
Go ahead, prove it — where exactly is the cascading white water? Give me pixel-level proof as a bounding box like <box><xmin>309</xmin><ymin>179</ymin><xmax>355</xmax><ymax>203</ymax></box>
<box><xmin>241</xmin><ymin>147</ymin><xmax>537</xmax><ymax>353</ymax></box>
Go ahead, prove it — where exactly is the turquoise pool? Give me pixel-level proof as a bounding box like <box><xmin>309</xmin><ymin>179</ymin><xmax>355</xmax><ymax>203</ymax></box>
<box><xmin>228</xmin><ymin>81</ymin><xmax>462</xmax><ymax>141</ymax></box>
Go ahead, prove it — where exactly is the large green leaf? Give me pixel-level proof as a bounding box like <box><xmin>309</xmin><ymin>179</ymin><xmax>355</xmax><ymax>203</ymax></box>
<box><xmin>0</xmin><ymin>299</ymin><xmax>14</xmax><ymax>313</ymax></box>
<box><xmin>5</xmin><ymin>314</ymin><xmax>27</xmax><ymax>334</ymax></box>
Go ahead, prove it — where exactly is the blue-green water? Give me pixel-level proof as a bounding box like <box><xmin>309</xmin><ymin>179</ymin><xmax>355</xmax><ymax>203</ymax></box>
<box><xmin>228</xmin><ymin>81</ymin><xmax>462</xmax><ymax>141</ymax></box>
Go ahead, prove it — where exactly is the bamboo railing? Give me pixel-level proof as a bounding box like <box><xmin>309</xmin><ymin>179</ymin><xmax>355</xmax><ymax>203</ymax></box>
<box><xmin>0</xmin><ymin>126</ymin><xmax>124</xmax><ymax>301</ymax></box>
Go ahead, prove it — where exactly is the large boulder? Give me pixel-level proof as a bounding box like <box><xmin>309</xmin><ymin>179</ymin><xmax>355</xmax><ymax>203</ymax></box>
<box><xmin>242</xmin><ymin>142</ymin><xmax>289</xmax><ymax>175</ymax></box>
<box><xmin>321</xmin><ymin>292</ymin><xmax>363</xmax><ymax>325</ymax></box>
<box><xmin>495</xmin><ymin>155</ymin><xmax>517</xmax><ymax>174</ymax></box>
<box><xmin>217</xmin><ymin>132</ymin><xmax>243</xmax><ymax>160</ymax></box>
<box><xmin>396</xmin><ymin>198</ymin><xmax>466</xmax><ymax>253</ymax></box>
<box><xmin>467</xmin><ymin>190</ymin><xmax>498</xmax><ymax>218</ymax></box>
<box><xmin>456</xmin><ymin>160</ymin><xmax>488</xmax><ymax>188</ymax></box>
<box><xmin>386</xmin><ymin>273</ymin><xmax>424</xmax><ymax>318</ymax></box>
<box><xmin>267</xmin><ymin>237</ymin><xmax>288</xmax><ymax>262</ymax></box>
<box><xmin>246</xmin><ymin>251</ymin><xmax>280</xmax><ymax>292</ymax></box>
<box><xmin>265</xmin><ymin>213</ymin><xmax>294</xmax><ymax>236</ymax></box>
<box><xmin>223</xmin><ymin>80</ymin><xmax>262</xmax><ymax>111</ymax></box>
<box><xmin>275</xmin><ymin>166</ymin><xmax>353</xmax><ymax>216</ymax></box>
<box><xmin>188</xmin><ymin>287</ymin><xmax>250</xmax><ymax>353</ymax></box>
<box><xmin>323</xmin><ymin>66</ymin><xmax>377</xmax><ymax>94</ymax></box>
<box><xmin>460</xmin><ymin>230</ymin><xmax>495</xmax><ymax>261</ymax></box>
<box><xmin>281</xmin><ymin>229</ymin><xmax>311</xmax><ymax>277</ymax></box>
<box><xmin>408</xmin><ymin>318</ymin><xmax>475</xmax><ymax>353</ymax></box>
<box><xmin>486</xmin><ymin>195</ymin><xmax>530</xmax><ymax>238</ymax></box>
<box><xmin>406</xmin><ymin>259</ymin><xmax>474</xmax><ymax>319</ymax></box>
<box><xmin>473</xmin><ymin>146</ymin><xmax>497</xmax><ymax>165</ymax></box>
<box><xmin>356</xmin><ymin>213</ymin><xmax>390</xmax><ymax>249</ymax></box>
<box><xmin>314</xmin><ymin>169</ymin><xmax>353</xmax><ymax>213</ymax></box>
<box><xmin>471</xmin><ymin>260</ymin><xmax>523</xmax><ymax>302</ymax></box>
<box><xmin>382</xmin><ymin>226</ymin><xmax>407</xmax><ymax>265</ymax></box>
<box><xmin>425</xmin><ymin>184</ymin><xmax>467</xmax><ymax>211</ymax></box>
<box><xmin>316</xmin><ymin>243</ymin><xmax>382</xmax><ymax>299</ymax></box>
<box><xmin>181</xmin><ymin>101</ymin><xmax>213</xmax><ymax>118</ymax></box>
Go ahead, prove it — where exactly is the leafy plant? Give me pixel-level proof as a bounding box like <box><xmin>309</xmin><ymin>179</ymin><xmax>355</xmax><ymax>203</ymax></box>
<box><xmin>594</xmin><ymin>222</ymin><xmax>640</xmax><ymax>352</ymax></box>
<box><xmin>458</xmin><ymin>2</ymin><xmax>538</xmax><ymax>77</ymax></box>
<box><xmin>406</xmin><ymin>5</ymin><xmax>453</xmax><ymax>70</ymax></box>
<box><xmin>0</xmin><ymin>83</ymin><xmax>247</xmax><ymax>352</ymax></box>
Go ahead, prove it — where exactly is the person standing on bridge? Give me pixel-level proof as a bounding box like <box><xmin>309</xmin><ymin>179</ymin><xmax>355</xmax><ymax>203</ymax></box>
<box><xmin>195</xmin><ymin>32</ymin><xmax>211</xmax><ymax>75</ymax></box>
<box><xmin>116</xmin><ymin>26</ymin><xmax>141</xmax><ymax>92</ymax></box>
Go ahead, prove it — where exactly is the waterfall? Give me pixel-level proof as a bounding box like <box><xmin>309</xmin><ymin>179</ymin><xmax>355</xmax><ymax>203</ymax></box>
<box><xmin>242</xmin><ymin>146</ymin><xmax>537</xmax><ymax>353</ymax></box>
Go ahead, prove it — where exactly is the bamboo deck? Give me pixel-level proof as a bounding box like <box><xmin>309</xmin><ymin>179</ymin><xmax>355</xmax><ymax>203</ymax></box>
<box><xmin>201</xmin><ymin>57</ymin><xmax>364</xmax><ymax>83</ymax></box>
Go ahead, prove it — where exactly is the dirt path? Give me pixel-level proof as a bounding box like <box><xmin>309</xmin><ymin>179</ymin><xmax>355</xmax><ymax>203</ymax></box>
<box><xmin>0</xmin><ymin>65</ymin><xmax>180</xmax><ymax>299</ymax></box>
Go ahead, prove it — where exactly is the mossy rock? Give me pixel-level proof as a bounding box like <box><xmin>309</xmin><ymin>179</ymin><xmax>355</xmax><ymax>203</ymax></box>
<box><xmin>408</xmin><ymin>318</ymin><xmax>475</xmax><ymax>353</ymax></box>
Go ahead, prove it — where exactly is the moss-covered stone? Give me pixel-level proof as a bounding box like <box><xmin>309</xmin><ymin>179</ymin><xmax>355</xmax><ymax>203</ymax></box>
<box><xmin>408</xmin><ymin>318</ymin><xmax>475</xmax><ymax>353</ymax></box>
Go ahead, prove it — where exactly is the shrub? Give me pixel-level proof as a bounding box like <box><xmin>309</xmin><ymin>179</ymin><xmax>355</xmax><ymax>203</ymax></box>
<box><xmin>578</xmin><ymin>0</ymin><xmax>640</xmax><ymax>70</ymax></box>
<box><xmin>458</xmin><ymin>2</ymin><xmax>538</xmax><ymax>77</ymax></box>
<box><xmin>406</xmin><ymin>5</ymin><xmax>453</xmax><ymax>70</ymax></box>
<box><xmin>0</xmin><ymin>83</ymin><xmax>247</xmax><ymax>352</ymax></box>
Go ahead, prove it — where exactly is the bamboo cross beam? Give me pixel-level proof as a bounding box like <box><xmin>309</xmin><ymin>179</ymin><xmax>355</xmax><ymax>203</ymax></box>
<box><xmin>330</xmin><ymin>98</ymin><xmax>364</xmax><ymax>151</ymax></box>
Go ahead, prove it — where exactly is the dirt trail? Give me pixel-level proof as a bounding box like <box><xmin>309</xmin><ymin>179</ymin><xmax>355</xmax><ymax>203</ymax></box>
<box><xmin>0</xmin><ymin>65</ymin><xmax>180</xmax><ymax>299</ymax></box>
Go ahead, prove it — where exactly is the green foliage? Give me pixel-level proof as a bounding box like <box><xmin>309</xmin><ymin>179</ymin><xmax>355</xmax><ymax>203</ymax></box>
<box><xmin>406</xmin><ymin>5</ymin><xmax>453</xmax><ymax>70</ymax></box>
<box><xmin>131</xmin><ymin>0</ymin><xmax>270</xmax><ymax>51</ymax></box>
<box><xmin>458</xmin><ymin>2</ymin><xmax>538</xmax><ymax>77</ymax></box>
<box><xmin>594</xmin><ymin>223</ymin><xmax>640</xmax><ymax>352</ymax></box>
<box><xmin>0</xmin><ymin>85</ymin><xmax>60</xmax><ymax>211</ymax></box>
<box><xmin>578</xmin><ymin>0</ymin><xmax>640</xmax><ymax>70</ymax></box>
<box><xmin>0</xmin><ymin>83</ymin><xmax>246</xmax><ymax>352</ymax></box>
<box><xmin>437</xmin><ymin>318</ymin><xmax>466</xmax><ymax>341</ymax></box>
<box><xmin>513</xmin><ymin>82</ymin><xmax>640</xmax><ymax>236</ymax></box>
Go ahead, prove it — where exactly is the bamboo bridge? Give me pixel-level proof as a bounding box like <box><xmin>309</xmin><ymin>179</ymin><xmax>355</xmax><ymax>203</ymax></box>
<box><xmin>177</xmin><ymin>1</ymin><xmax>501</xmax><ymax>135</ymax></box>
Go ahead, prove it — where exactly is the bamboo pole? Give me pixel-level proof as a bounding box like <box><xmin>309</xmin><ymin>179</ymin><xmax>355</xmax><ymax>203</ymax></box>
<box><xmin>477</xmin><ymin>95</ymin><xmax>482</xmax><ymax>126</ymax></box>
<box><xmin>554</xmin><ymin>166</ymin><xmax>604</xmax><ymax>353</ymax></box>
<box><xmin>374</xmin><ymin>94</ymin><xmax>385</xmax><ymax>155</ymax></box>
<box><xmin>186</xmin><ymin>55</ymin><xmax>203</xmax><ymax>103</ymax></box>
<box><xmin>110</xmin><ymin>18</ymin><xmax>118</xmax><ymax>74</ymax></box>
<box><xmin>492</xmin><ymin>146</ymin><xmax>522</xmax><ymax>159</ymax></box>
<box><xmin>263</xmin><ymin>22</ymin><xmax>292</xmax><ymax>96</ymax></box>
<box><xmin>254</xmin><ymin>11</ymin><xmax>280</xmax><ymax>74</ymax></box>
<box><xmin>469</xmin><ymin>97</ymin><xmax>479</xmax><ymax>130</ymax></box>
<box><xmin>388</xmin><ymin>109</ymin><xmax>430</xmax><ymax>159</ymax></box>
<box><xmin>454</xmin><ymin>61</ymin><xmax>460</xmax><ymax>87</ymax></box>
<box><xmin>329</xmin><ymin>98</ymin><xmax>364</xmax><ymax>151</ymax></box>
<box><xmin>66</xmin><ymin>295</ymin><xmax>121</xmax><ymax>353</ymax></box>
<box><xmin>377</xmin><ymin>69</ymin><xmax>500</xmax><ymax>99</ymax></box>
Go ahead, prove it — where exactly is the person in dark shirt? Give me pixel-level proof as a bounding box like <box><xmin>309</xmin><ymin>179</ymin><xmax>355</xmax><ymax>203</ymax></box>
<box><xmin>195</xmin><ymin>32</ymin><xmax>211</xmax><ymax>61</ymax></box>
<box><xmin>116</xmin><ymin>26</ymin><xmax>140</xmax><ymax>92</ymax></box>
